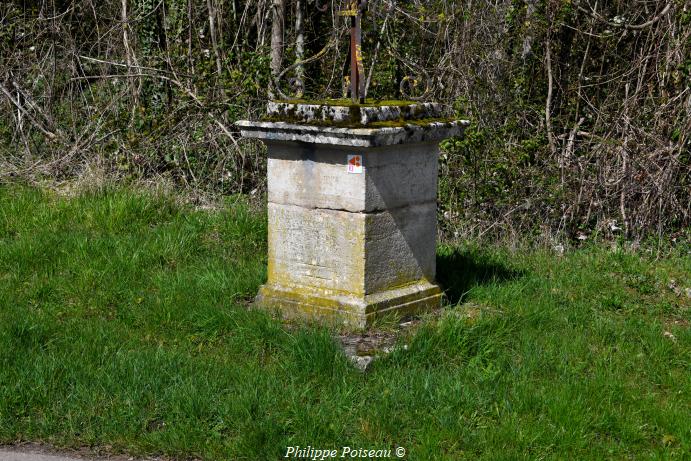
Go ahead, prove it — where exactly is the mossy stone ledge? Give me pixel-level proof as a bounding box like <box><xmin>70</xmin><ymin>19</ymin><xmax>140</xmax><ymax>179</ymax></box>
<box><xmin>266</xmin><ymin>99</ymin><xmax>447</xmax><ymax>127</ymax></box>
<box><xmin>238</xmin><ymin>100</ymin><xmax>469</xmax><ymax>148</ymax></box>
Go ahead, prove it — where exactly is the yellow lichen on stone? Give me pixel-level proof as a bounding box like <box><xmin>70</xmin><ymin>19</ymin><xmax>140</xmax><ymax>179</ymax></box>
<box><xmin>255</xmin><ymin>281</ymin><xmax>442</xmax><ymax>329</ymax></box>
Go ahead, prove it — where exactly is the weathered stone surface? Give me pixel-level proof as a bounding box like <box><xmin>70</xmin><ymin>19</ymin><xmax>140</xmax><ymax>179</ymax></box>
<box><xmin>351</xmin><ymin>355</ymin><xmax>374</xmax><ymax>371</ymax></box>
<box><xmin>260</xmin><ymin>200</ymin><xmax>440</xmax><ymax>328</ymax></box>
<box><xmin>255</xmin><ymin>280</ymin><xmax>442</xmax><ymax>329</ymax></box>
<box><xmin>236</xmin><ymin>120</ymin><xmax>468</xmax><ymax>147</ymax></box>
<box><xmin>267</xmin><ymin>142</ymin><xmax>368</xmax><ymax>212</ymax></box>
<box><xmin>364</xmin><ymin>203</ymin><xmax>437</xmax><ymax>294</ymax></box>
<box><xmin>338</xmin><ymin>324</ymin><xmax>416</xmax><ymax>371</ymax></box>
<box><xmin>266</xmin><ymin>141</ymin><xmax>439</xmax><ymax>212</ymax></box>
<box><xmin>267</xmin><ymin>203</ymin><xmax>366</xmax><ymax>295</ymax></box>
<box><xmin>364</xmin><ymin>143</ymin><xmax>439</xmax><ymax>211</ymax></box>
<box><xmin>266</xmin><ymin>202</ymin><xmax>435</xmax><ymax>295</ymax></box>
<box><xmin>266</xmin><ymin>101</ymin><xmax>444</xmax><ymax>125</ymax></box>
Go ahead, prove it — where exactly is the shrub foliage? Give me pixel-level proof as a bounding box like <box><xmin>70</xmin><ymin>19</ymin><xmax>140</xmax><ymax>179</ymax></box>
<box><xmin>0</xmin><ymin>0</ymin><xmax>689</xmax><ymax>240</ymax></box>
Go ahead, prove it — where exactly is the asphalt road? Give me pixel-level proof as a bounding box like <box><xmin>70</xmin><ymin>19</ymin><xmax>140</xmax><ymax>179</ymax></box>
<box><xmin>0</xmin><ymin>449</ymin><xmax>145</xmax><ymax>461</ymax></box>
<box><xmin>0</xmin><ymin>451</ymin><xmax>87</xmax><ymax>461</ymax></box>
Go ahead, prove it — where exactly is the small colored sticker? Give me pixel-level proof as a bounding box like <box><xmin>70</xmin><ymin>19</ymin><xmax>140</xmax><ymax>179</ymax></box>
<box><xmin>347</xmin><ymin>154</ymin><xmax>363</xmax><ymax>174</ymax></box>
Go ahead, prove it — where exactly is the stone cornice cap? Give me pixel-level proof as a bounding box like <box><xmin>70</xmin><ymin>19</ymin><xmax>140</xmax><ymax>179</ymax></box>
<box><xmin>235</xmin><ymin>119</ymin><xmax>470</xmax><ymax>147</ymax></box>
<box><xmin>236</xmin><ymin>100</ymin><xmax>469</xmax><ymax>147</ymax></box>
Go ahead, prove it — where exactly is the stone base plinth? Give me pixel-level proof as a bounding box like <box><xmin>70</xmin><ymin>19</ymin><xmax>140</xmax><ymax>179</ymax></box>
<box><xmin>255</xmin><ymin>281</ymin><xmax>442</xmax><ymax>329</ymax></box>
<box><xmin>237</xmin><ymin>100</ymin><xmax>469</xmax><ymax>329</ymax></box>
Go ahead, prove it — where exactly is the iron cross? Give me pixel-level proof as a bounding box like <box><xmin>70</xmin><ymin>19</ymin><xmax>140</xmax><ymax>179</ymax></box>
<box><xmin>342</xmin><ymin>1</ymin><xmax>368</xmax><ymax>103</ymax></box>
<box><xmin>323</xmin><ymin>0</ymin><xmax>367</xmax><ymax>103</ymax></box>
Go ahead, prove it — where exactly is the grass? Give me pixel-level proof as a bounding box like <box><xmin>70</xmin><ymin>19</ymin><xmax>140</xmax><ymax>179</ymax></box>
<box><xmin>0</xmin><ymin>185</ymin><xmax>689</xmax><ymax>460</ymax></box>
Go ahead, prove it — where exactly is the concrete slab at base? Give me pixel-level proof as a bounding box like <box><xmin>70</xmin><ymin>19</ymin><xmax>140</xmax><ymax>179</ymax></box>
<box><xmin>255</xmin><ymin>281</ymin><xmax>442</xmax><ymax>328</ymax></box>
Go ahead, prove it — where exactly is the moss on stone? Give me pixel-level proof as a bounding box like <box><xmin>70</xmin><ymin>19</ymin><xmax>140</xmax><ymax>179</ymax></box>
<box><xmin>259</xmin><ymin>114</ymin><xmax>458</xmax><ymax>129</ymax></box>
<box><xmin>271</xmin><ymin>98</ymin><xmax>419</xmax><ymax>108</ymax></box>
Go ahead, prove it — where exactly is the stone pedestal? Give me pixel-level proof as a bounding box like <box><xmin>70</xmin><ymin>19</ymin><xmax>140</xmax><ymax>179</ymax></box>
<box><xmin>237</xmin><ymin>101</ymin><xmax>468</xmax><ymax>328</ymax></box>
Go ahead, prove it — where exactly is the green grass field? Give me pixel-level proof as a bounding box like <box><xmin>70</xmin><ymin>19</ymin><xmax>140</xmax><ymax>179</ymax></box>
<box><xmin>0</xmin><ymin>186</ymin><xmax>689</xmax><ymax>460</ymax></box>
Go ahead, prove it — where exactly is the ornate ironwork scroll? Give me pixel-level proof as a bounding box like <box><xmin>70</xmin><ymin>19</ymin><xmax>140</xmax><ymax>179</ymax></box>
<box><xmin>272</xmin><ymin>36</ymin><xmax>339</xmax><ymax>100</ymax></box>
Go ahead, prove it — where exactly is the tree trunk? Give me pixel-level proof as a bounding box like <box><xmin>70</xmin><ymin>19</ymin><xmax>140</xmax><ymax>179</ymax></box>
<box><xmin>207</xmin><ymin>0</ymin><xmax>223</xmax><ymax>76</ymax></box>
<box><xmin>270</xmin><ymin>0</ymin><xmax>286</xmax><ymax>97</ymax></box>
<box><xmin>121</xmin><ymin>0</ymin><xmax>140</xmax><ymax>106</ymax></box>
<box><xmin>521</xmin><ymin>0</ymin><xmax>538</xmax><ymax>60</ymax></box>
<box><xmin>294</xmin><ymin>0</ymin><xmax>305</xmax><ymax>97</ymax></box>
<box><xmin>187</xmin><ymin>0</ymin><xmax>194</xmax><ymax>74</ymax></box>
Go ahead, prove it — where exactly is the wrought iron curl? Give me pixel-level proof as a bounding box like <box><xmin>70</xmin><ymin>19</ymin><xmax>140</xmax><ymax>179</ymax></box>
<box><xmin>314</xmin><ymin>0</ymin><xmax>329</xmax><ymax>12</ymax></box>
<box><xmin>314</xmin><ymin>0</ymin><xmax>369</xmax><ymax>15</ymax></box>
<box><xmin>272</xmin><ymin>36</ymin><xmax>340</xmax><ymax>100</ymax></box>
<box><xmin>382</xmin><ymin>16</ymin><xmax>432</xmax><ymax>101</ymax></box>
<box><xmin>399</xmin><ymin>73</ymin><xmax>431</xmax><ymax>101</ymax></box>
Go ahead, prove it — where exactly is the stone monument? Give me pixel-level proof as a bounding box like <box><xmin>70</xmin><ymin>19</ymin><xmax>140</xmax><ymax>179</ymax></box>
<box><xmin>236</xmin><ymin>1</ymin><xmax>469</xmax><ymax>328</ymax></box>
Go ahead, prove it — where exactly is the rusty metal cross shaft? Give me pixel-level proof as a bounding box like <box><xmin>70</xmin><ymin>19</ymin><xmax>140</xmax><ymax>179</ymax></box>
<box><xmin>337</xmin><ymin>0</ymin><xmax>368</xmax><ymax>103</ymax></box>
